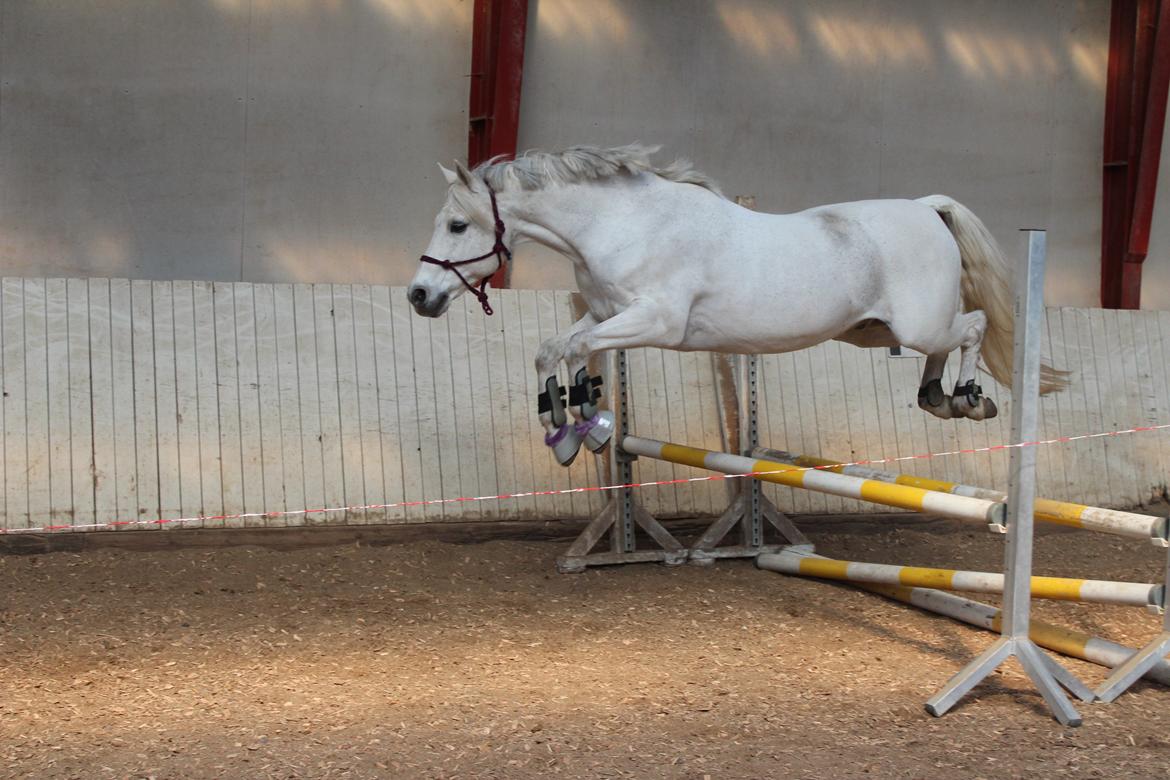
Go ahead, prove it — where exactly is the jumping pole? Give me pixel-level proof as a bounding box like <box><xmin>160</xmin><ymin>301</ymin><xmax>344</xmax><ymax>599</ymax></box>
<box><xmin>753</xmin><ymin>448</ymin><xmax>1169</xmax><ymax>545</ymax></box>
<box><xmin>757</xmin><ymin>550</ymin><xmax>1164</xmax><ymax>611</ymax></box>
<box><xmin>924</xmin><ymin>230</ymin><xmax>1090</xmax><ymax>725</ymax></box>
<box><xmin>618</xmin><ymin>438</ymin><xmax>1007</xmax><ymax>528</ymax></box>
<box><xmin>755</xmin><ymin>549</ymin><xmax>1170</xmax><ymax>687</ymax></box>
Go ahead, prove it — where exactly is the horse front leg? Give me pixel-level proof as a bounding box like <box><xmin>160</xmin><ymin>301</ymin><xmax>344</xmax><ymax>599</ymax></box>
<box><xmin>535</xmin><ymin>313</ymin><xmax>596</xmax><ymax>466</ymax></box>
<box><xmin>562</xmin><ymin>300</ymin><xmax>684</xmax><ymax>457</ymax></box>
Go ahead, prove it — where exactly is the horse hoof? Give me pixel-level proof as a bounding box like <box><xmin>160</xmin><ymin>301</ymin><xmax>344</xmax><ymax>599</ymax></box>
<box><xmin>970</xmin><ymin>397</ymin><xmax>998</xmax><ymax>421</ymax></box>
<box><xmin>545</xmin><ymin>424</ymin><xmax>583</xmax><ymax>467</ymax></box>
<box><xmin>919</xmin><ymin>397</ymin><xmax>956</xmax><ymax>420</ymax></box>
<box><xmin>576</xmin><ymin>411</ymin><xmax>615</xmax><ymax>452</ymax></box>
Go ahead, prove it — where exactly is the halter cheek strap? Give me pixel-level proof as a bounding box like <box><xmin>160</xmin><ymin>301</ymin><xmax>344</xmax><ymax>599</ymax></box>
<box><xmin>418</xmin><ymin>184</ymin><xmax>511</xmax><ymax>316</ymax></box>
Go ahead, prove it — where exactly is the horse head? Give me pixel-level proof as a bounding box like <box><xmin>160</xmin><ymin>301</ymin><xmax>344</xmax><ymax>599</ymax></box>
<box><xmin>409</xmin><ymin>162</ymin><xmax>510</xmax><ymax>318</ymax></box>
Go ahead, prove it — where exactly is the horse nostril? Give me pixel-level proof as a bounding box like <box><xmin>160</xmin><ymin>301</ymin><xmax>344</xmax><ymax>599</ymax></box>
<box><xmin>409</xmin><ymin>287</ymin><xmax>427</xmax><ymax>306</ymax></box>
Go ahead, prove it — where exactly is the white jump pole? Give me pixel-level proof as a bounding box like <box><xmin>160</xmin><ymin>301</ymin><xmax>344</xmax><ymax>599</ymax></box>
<box><xmin>753</xmin><ymin>448</ymin><xmax>1169</xmax><ymax>545</ymax></box>
<box><xmin>925</xmin><ymin>230</ymin><xmax>1091</xmax><ymax>725</ymax></box>
<box><xmin>757</xmin><ymin>550</ymin><xmax>1164</xmax><ymax>611</ymax></box>
<box><xmin>618</xmin><ymin>437</ymin><xmax>1006</xmax><ymax>527</ymax></box>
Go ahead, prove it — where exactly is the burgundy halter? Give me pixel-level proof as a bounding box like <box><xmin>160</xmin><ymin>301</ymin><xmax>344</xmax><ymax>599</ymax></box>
<box><xmin>419</xmin><ymin>184</ymin><xmax>511</xmax><ymax>316</ymax></box>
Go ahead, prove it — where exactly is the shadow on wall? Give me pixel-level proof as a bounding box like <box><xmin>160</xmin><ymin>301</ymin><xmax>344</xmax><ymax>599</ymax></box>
<box><xmin>0</xmin><ymin>0</ymin><xmax>470</xmax><ymax>285</ymax></box>
<box><xmin>518</xmin><ymin>0</ymin><xmax>1109</xmax><ymax>303</ymax></box>
<box><xmin>1</xmin><ymin>0</ymin><xmax>1110</xmax><ymax>295</ymax></box>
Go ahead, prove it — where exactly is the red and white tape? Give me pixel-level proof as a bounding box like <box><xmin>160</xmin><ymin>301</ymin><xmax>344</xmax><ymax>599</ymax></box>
<box><xmin>3</xmin><ymin>423</ymin><xmax>1168</xmax><ymax>535</ymax></box>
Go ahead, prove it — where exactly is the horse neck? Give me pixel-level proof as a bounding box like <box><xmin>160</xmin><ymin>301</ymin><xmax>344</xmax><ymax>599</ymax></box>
<box><xmin>506</xmin><ymin>178</ymin><xmax>660</xmax><ymax>267</ymax></box>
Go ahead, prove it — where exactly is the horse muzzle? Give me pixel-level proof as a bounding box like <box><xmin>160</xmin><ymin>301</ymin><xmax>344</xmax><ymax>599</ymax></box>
<box><xmin>408</xmin><ymin>285</ymin><xmax>449</xmax><ymax>318</ymax></box>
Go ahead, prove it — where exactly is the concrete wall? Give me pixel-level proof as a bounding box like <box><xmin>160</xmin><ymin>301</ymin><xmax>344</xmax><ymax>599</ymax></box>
<box><xmin>515</xmin><ymin>0</ymin><xmax>1113</xmax><ymax>306</ymax></box>
<box><xmin>0</xmin><ymin>0</ymin><xmax>470</xmax><ymax>284</ymax></box>
<box><xmin>3</xmin><ymin>0</ymin><xmax>1167</xmax><ymax>309</ymax></box>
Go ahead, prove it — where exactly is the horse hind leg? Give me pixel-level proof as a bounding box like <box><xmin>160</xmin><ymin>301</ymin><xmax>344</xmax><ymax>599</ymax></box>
<box><xmin>948</xmin><ymin>309</ymin><xmax>998</xmax><ymax>421</ymax></box>
<box><xmin>917</xmin><ymin>353</ymin><xmax>957</xmax><ymax>420</ymax></box>
<box><xmin>914</xmin><ymin>311</ymin><xmax>998</xmax><ymax>422</ymax></box>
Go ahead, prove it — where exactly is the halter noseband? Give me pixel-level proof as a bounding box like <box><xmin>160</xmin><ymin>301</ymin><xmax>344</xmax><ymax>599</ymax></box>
<box><xmin>419</xmin><ymin>184</ymin><xmax>511</xmax><ymax>316</ymax></box>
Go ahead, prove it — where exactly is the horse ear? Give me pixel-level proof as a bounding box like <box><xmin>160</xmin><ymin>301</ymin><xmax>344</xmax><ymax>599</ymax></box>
<box><xmin>454</xmin><ymin>160</ymin><xmax>474</xmax><ymax>188</ymax></box>
<box><xmin>437</xmin><ymin>162</ymin><xmax>458</xmax><ymax>185</ymax></box>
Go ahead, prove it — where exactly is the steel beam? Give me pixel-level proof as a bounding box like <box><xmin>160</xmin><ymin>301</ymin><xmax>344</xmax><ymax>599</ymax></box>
<box><xmin>468</xmin><ymin>0</ymin><xmax>528</xmax><ymax>289</ymax></box>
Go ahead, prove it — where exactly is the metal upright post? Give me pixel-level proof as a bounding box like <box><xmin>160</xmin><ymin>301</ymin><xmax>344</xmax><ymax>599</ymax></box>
<box><xmin>690</xmin><ymin>354</ymin><xmax>811</xmax><ymax>563</ymax></box>
<box><xmin>924</xmin><ymin>230</ymin><xmax>1093</xmax><ymax>725</ymax></box>
<box><xmin>556</xmin><ymin>348</ymin><xmax>687</xmax><ymax>572</ymax></box>
<box><xmin>742</xmin><ymin>355</ymin><xmax>763</xmax><ymax>549</ymax></box>
<box><xmin>612</xmin><ymin>348</ymin><xmax>637</xmax><ymax>554</ymax></box>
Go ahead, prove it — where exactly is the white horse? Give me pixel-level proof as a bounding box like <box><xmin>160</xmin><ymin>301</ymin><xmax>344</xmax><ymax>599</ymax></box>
<box><xmin>410</xmin><ymin>144</ymin><xmax>1067</xmax><ymax>466</ymax></box>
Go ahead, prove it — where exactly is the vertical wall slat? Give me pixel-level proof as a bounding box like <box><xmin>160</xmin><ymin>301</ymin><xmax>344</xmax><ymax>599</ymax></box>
<box><xmin>87</xmin><ymin>278</ymin><xmax>116</xmax><ymax>527</ymax></box>
<box><xmin>192</xmin><ymin>282</ymin><xmax>223</xmax><ymax>521</ymax></box>
<box><xmin>212</xmin><ymin>283</ymin><xmax>242</xmax><ymax>522</ymax></box>
<box><xmin>450</xmin><ymin>297</ymin><xmax>491</xmax><ymax>517</ymax></box>
<box><xmin>44</xmin><ymin>279</ymin><xmax>72</xmax><ymax>526</ymax></box>
<box><xmin>388</xmin><ymin>288</ymin><xmax>425</xmax><ymax>521</ymax></box>
<box><xmin>313</xmin><ymin>284</ymin><xmax>346</xmax><ymax>521</ymax></box>
<box><xmin>233</xmin><ymin>283</ymin><xmax>265</xmax><ymax>527</ymax></box>
<box><xmin>1144</xmin><ymin>312</ymin><xmax>1170</xmax><ymax>497</ymax></box>
<box><xmin>1116</xmin><ymin>311</ymin><xmax>1148</xmax><ymax>502</ymax></box>
<box><xmin>172</xmin><ymin>281</ymin><xmax>203</xmax><ymax>523</ymax></box>
<box><xmin>1039</xmin><ymin>310</ymin><xmax>1069</xmax><ymax>499</ymax></box>
<box><xmin>649</xmin><ymin>348</ymin><xmax>683</xmax><ymax>517</ymax></box>
<box><xmin>499</xmin><ymin>290</ymin><xmax>538</xmax><ymax>513</ymax></box>
<box><xmin>370</xmin><ymin>286</ymin><xmax>404</xmax><ymax>523</ymax></box>
<box><xmin>108</xmin><ymin>280</ymin><xmax>138</xmax><ymax>525</ymax></box>
<box><xmin>350</xmin><ymin>284</ymin><xmax>385</xmax><ymax>523</ymax></box>
<box><xmin>274</xmin><ymin>283</ymin><xmax>306</xmax><ymax>526</ymax></box>
<box><xmin>331</xmin><ymin>285</ymin><xmax>365</xmax><ymax>517</ymax></box>
<box><xmin>65</xmin><ymin>279</ymin><xmax>94</xmax><ymax>528</ymax></box>
<box><xmin>294</xmin><ymin>284</ymin><xmax>326</xmax><ymax>518</ymax></box>
<box><xmin>2</xmin><ymin>280</ymin><xmax>28</xmax><ymax>529</ymax></box>
<box><xmin>693</xmin><ymin>350</ymin><xmax>723</xmax><ymax>516</ymax></box>
<box><xmin>254</xmin><ymin>284</ymin><xmax>286</xmax><ymax>525</ymax></box>
<box><xmin>129</xmin><ymin>280</ymin><xmax>159</xmax><ymax>525</ymax></box>
<box><xmin>426</xmin><ymin>291</ymin><xmax>468</xmax><ymax>521</ymax></box>
<box><xmin>24</xmin><ymin>280</ymin><xmax>51</xmax><ymax>528</ymax></box>
<box><xmin>1049</xmin><ymin>308</ymin><xmax>1079</xmax><ymax>499</ymax></box>
<box><xmin>481</xmin><ymin>292</ymin><xmax>515</xmax><ymax>517</ymax></box>
<box><xmin>1072</xmin><ymin>309</ymin><xmax>1107</xmax><ymax>507</ymax></box>
<box><xmin>768</xmin><ymin>352</ymin><xmax>808</xmax><ymax>514</ymax></box>
<box><xmin>515</xmin><ymin>291</ymin><xmax>552</xmax><ymax>518</ymax></box>
<box><xmin>152</xmin><ymin>282</ymin><xmax>182</xmax><ymax>521</ymax></box>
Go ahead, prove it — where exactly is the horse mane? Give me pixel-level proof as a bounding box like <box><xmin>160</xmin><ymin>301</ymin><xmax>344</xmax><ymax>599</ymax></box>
<box><xmin>470</xmin><ymin>143</ymin><xmax>725</xmax><ymax>198</ymax></box>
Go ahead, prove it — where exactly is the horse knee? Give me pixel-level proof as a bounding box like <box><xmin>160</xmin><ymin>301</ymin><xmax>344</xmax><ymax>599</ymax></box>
<box><xmin>535</xmin><ymin>337</ymin><xmax>566</xmax><ymax>376</ymax></box>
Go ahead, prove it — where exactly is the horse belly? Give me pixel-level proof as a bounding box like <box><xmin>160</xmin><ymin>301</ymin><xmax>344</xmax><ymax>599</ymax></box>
<box><xmin>682</xmin><ymin>290</ymin><xmax>862</xmax><ymax>354</ymax></box>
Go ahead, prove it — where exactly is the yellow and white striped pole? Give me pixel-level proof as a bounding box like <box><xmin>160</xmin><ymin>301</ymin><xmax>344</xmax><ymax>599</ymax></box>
<box><xmin>755</xmin><ymin>448</ymin><xmax>1169</xmax><ymax>546</ymax></box>
<box><xmin>620</xmin><ymin>436</ymin><xmax>1006</xmax><ymax>527</ymax></box>
<box><xmin>860</xmin><ymin>581</ymin><xmax>1170</xmax><ymax>686</ymax></box>
<box><xmin>757</xmin><ymin>550</ymin><xmax>1170</xmax><ymax>687</ymax></box>
<box><xmin>757</xmin><ymin>550</ymin><xmax>1164</xmax><ymax>612</ymax></box>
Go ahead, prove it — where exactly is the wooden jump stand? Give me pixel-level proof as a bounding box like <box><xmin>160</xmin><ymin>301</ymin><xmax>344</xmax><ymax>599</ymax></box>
<box><xmin>556</xmin><ymin>350</ymin><xmax>810</xmax><ymax>574</ymax></box>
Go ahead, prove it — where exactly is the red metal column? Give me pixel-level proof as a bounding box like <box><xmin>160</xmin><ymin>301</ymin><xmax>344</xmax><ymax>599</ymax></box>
<box><xmin>468</xmin><ymin>0</ymin><xmax>529</xmax><ymax>288</ymax></box>
<box><xmin>1101</xmin><ymin>0</ymin><xmax>1170</xmax><ymax>309</ymax></box>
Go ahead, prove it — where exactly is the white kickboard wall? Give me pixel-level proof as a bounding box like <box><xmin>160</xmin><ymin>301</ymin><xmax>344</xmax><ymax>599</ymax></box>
<box><xmin>0</xmin><ymin>280</ymin><xmax>1166</xmax><ymax>532</ymax></box>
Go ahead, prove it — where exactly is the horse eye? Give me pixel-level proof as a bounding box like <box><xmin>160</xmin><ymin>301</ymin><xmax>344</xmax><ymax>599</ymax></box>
<box><xmin>449</xmin><ymin>221</ymin><xmax>468</xmax><ymax>234</ymax></box>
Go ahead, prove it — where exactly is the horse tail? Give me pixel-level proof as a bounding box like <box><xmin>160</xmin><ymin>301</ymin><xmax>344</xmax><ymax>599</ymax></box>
<box><xmin>917</xmin><ymin>194</ymin><xmax>1069</xmax><ymax>394</ymax></box>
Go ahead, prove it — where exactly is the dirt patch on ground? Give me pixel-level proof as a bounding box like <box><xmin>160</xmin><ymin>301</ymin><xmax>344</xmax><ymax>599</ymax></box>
<box><xmin>2</xmin><ymin>519</ymin><xmax>1169</xmax><ymax>779</ymax></box>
